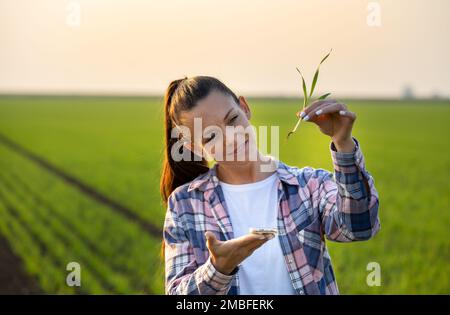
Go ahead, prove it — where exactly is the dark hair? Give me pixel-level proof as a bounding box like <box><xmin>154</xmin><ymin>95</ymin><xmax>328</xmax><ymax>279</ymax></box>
<box><xmin>160</xmin><ymin>76</ymin><xmax>240</xmax><ymax>205</ymax></box>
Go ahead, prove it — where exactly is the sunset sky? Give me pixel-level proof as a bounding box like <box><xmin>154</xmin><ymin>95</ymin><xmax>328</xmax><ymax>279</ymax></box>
<box><xmin>1</xmin><ymin>0</ymin><xmax>449</xmax><ymax>98</ymax></box>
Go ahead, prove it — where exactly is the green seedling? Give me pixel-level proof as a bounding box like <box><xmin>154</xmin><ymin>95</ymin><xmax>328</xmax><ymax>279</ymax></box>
<box><xmin>286</xmin><ymin>49</ymin><xmax>332</xmax><ymax>140</ymax></box>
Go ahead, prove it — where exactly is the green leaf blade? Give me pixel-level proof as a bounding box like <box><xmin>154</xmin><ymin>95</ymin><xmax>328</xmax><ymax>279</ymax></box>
<box><xmin>309</xmin><ymin>69</ymin><xmax>319</xmax><ymax>99</ymax></box>
<box><xmin>309</xmin><ymin>49</ymin><xmax>332</xmax><ymax>99</ymax></box>
<box><xmin>319</xmin><ymin>48</ymin><xmax>332</xmax><ymax>65</ymax></box>
<box><xmin>296</xmin><ymin>67</ymin><xmax>308</xmax><ymax>108</ymax></box>
<box><xmin>317</xmin><ymin>92</ymin><xmax>331</xmax><ymax>100</ymax></box>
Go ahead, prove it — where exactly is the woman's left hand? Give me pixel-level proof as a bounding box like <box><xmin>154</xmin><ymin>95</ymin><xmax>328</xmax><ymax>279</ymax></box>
<box><xmin>296</xmin><ymin>99</ymin><xmax>356</xmax><ymax>152</ymax></box>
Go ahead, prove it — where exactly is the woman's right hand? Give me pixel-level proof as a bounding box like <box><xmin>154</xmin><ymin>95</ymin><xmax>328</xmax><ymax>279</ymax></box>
<box><xmin>204</xmin><ymin>231</ymin><xmax>273</xmax><ymax>275</ymax></box>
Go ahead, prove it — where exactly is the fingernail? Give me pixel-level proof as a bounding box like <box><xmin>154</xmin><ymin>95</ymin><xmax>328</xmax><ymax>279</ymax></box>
<box><xmin>258</xmin><ymin>236</ymin><xmax>266</xmax><ymax>240</ymax></box>
<box><xmin>267</xmin><ymin>234</ymin><xmax>275</xmax><ymax>240</ymax></box>
<box><xmin>299</xmin><ymin>111</ymin><xmax>306</xmax><ymax>118</ymax></box>
<box><xmin>315</xmin><ymin>109</ymin><xmax>323</xmax><ymax>116</ymax></box>
<box><xmin>339</xmin><ymin>110</ymin><xmax>346</xmax><ymax>116</ymax></box>
<box><xmin>303</xmin><ymin>115</ymin><xmax>310</xmax><ymax>121</ymax></box>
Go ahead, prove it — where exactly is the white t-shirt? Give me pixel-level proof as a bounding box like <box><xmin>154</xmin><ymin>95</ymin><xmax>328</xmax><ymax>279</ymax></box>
<box><xmin>219</xmin><ymin>172</ymin><xmax>296</xmax><ymax>295</ymax></box>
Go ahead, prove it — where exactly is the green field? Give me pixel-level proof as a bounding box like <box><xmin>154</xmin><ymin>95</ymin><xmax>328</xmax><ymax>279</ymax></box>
<box><xmin>0</xmin><ymin>95</ymin><xmax>449</xmax><ymax>294</ymax></box>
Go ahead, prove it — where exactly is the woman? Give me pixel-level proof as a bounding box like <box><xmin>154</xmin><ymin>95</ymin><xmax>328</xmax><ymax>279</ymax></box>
<box><xmin>161</xmin><ymin>76</ymin><xmax>380</xmax><ymax>295</ymax></box>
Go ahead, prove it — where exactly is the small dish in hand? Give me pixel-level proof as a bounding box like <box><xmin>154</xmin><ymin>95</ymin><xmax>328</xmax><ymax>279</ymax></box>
<box><xmin>249</xmin><ymin>228</ymin><xmax>278</xmax><ymax>237</ymax></box>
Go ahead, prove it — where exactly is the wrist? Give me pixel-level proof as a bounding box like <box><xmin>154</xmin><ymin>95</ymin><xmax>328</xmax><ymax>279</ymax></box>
<box><xmin>332</xmin><ymin>136</ymin><xmax>355</xmax><ymax>153</ymax></box>
<box><xmin>210</xmin><ymin>256</ymin><xmax>234</xmax><ymax>275</ymax></box>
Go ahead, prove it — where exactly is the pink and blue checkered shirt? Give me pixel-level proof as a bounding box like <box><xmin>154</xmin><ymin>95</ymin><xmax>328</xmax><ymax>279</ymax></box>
<box><xmin>163</xmin><ymin>137</ymin><xmax>380</xmax><ymax>295</ymax></box>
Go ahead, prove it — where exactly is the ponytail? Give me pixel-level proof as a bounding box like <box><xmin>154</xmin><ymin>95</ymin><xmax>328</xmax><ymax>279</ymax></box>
<box><xmin>160</xmin><ymin>77</ymin><xmax>209</xmax><ymax>206</ymax></box>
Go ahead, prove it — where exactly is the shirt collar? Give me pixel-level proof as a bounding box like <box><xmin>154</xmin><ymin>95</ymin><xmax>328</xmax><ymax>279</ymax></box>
<box><xmin>187</xmin><ymin>157</ymin><xmax>300</xmax><ymax>192</ymax></box>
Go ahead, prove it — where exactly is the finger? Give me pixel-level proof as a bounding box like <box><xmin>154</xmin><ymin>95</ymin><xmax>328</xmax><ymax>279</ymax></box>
<box><xmin>244</xmin><ymin>233</ymin><xmax>268</xmax><ymax>242</ymax></box>
<box><xmin>297</xmin><ymin>99</ymin><xmax>337</xmax><ymax>119</ymax></box>
<box><xmin>205</xmin><ymin>231</ymin><xmax>221</xmax><ymax>248</ymax></box>
<box><xmin>296</xmin><ymin>100</ymin><xmax>330</xmax><ymax>118</ymax></box>
<box><xmin>337</xmin><ymin>109</ymin><xmax>356</xmax><ymax>120</ymax></box>
<box><xmin>314</xmin><ymin>102</ymin><xmax>347</xmax><ymax>117</ymax></box>
<box><xmin>261</xmin><ymin>232</ymin><xmax>276</xmax><ymax>239</ymax></box>
<box><xmin>243</xmin><ymin>234</ymin><xmax>275</xmax><ymax>251</ymax></box>
<box><xmin>306</xmin><ymin>103</ymin><xmax>346</xmax><ymax>122</ymax></box>
<box><xmin>235</xmin><ymin>233</ymin><xmax>268</xmax><ymax>247</ymax></box>
<box><xmin>296</xmin><ymin>100</ymin><xmax>329</xmax><ymax>118</ymax></box>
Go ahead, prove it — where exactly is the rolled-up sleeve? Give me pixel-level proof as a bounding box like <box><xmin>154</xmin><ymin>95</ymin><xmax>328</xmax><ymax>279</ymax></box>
<box><xmin>314</xmin><ymin>137</ymin><xmax>380</xmax><ymax>242</ymax></box>
<box><xmin>164</xmin><ymin>193</ymin><xmax>236</xmax><ymax>295</ymax></box>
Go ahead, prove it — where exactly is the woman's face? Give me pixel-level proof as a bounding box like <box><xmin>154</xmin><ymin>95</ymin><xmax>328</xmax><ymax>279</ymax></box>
<box><xmin>178</xmin><ymin>90</ymin><xmax>257</xmax><ymax>164</ymax></box>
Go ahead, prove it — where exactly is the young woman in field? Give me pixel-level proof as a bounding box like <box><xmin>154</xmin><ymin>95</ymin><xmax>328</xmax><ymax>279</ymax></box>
<box><xmin>161</xmin><ymin>76</ymin><xmax>380</xmax><ymax>295</ymax></box>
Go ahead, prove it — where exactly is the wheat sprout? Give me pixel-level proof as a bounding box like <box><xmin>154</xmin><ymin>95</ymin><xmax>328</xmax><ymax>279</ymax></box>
<box><xmin>286</xmin><ymin>49</ymin><xmax>333</xmax><ymax>140</ymax></box>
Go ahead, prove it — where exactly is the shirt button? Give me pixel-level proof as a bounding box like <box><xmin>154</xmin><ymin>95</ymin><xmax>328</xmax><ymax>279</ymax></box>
<box><xmin>299</xmin><ymin>290</ymin><xmax>304</xmax><ymax>295</ymax></box>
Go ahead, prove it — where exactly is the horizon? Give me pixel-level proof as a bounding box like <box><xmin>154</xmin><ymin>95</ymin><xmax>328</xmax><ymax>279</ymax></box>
<box><xmin>1</xmin><ymin>0</ymin><xmax>449</xmax><ymax>98</ymax></box>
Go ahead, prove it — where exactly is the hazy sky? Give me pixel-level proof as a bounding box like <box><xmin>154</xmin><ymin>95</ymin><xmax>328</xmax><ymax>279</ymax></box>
<box><xmin>1</xmin><ymin>0</ymin><xmax>449</xmax><ymax>97</ymax></box>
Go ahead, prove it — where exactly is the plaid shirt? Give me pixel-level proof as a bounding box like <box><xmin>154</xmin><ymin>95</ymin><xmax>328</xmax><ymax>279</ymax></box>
<box><xmin>163</xmin><ymin>137</ymin><xmax>380</xmax><ymax>295</ymax></box>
